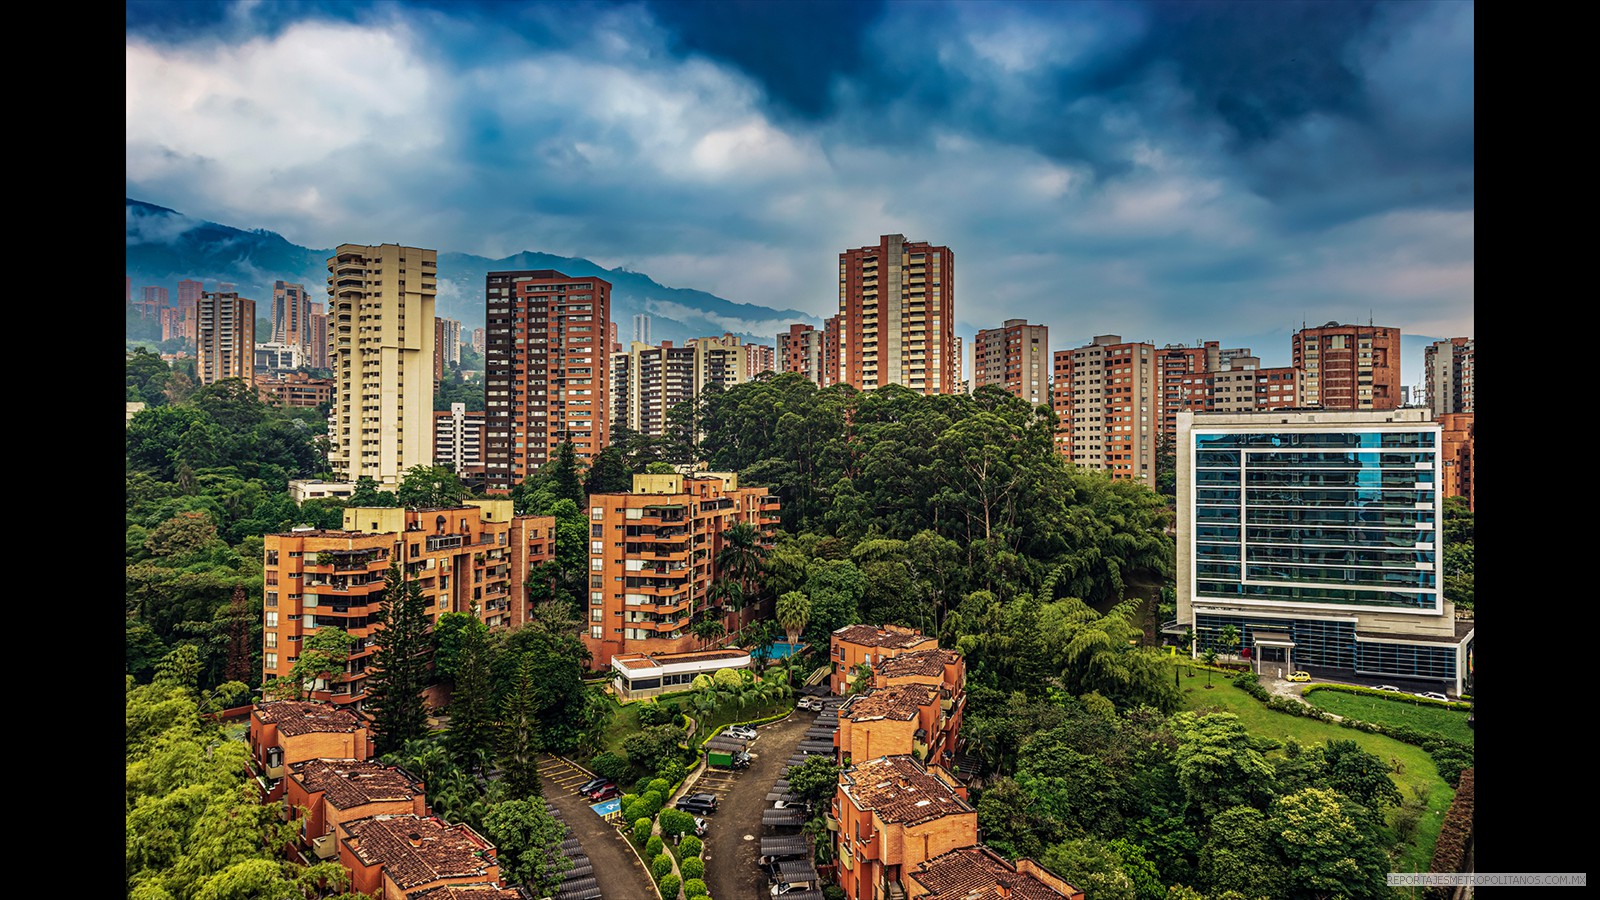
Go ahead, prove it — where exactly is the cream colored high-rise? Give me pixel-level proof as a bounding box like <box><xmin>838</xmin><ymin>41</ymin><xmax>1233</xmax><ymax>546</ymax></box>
<box><xmin>326</xmin><ymin>244</ymin><xmax>437</xmax><ymax>490</ymax></box>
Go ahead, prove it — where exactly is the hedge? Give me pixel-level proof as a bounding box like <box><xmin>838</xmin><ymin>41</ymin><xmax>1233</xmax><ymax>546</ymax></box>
<box><xmin>645</xmin><ymin>834</ymin><xmax>664</xmax><ymax>859</ymax></box>
<box><xmin>1426</xmin><ymin>767</ymin><xmax>1474</xmax><ymax>899</ymax></box>
<box><xmin>1304</xmin><ymin>682</ymin><xmax>1473</xmax><ymax>711</ymax></box>
<box><xmin>679</xmin><ymin>835</ymin><xmax>702</xmax><ymax>858</ymax></box>
<box><xmin>683</xmin><ymin>878</ymin><xmax>708</xmax><ymax>898</ymax></box>
<box><xmin>658</xmin><ymin>874</ymin><xmax>681</xmax><ymax>898</ymax></box>
<box><xmin>633</xmin><ymin>817</ymin><xmax>653</xmax><ymax>845</ymax></box>
<box><xmin>652</xmin><ymin>852</ymin><xmax>675</xmax><ymax>880</ymax></box>
<box><xmin>679</xmin><ymin>857</ymin><xmax>704</xmax><ymax>881</ymax></box>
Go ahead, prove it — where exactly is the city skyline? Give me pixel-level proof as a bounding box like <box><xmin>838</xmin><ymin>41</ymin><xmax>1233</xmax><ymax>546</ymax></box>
<box><xmin>126</xmin><ymin>0</ymin><xmax>1473</xmax><ymax>380</ymax></box>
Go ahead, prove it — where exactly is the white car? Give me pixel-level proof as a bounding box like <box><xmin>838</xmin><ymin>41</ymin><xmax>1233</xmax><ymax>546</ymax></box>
<box><xmin>772</xmin><ymin>883</ymin><xmax>809</xmax><ymax>896</ymax></box>
<box><xmin>1415</xmin><ymin>691</ymin><xmax>1449</xmax><ymax>702</ymax></box>
<box><xmin>694</xmin><ymin>816</ymin><xmax>708</xmax><ymax>837</ymax></box>
<box><xmin>725</xmin><ymin>725</ymin><xmax>758</xmax><ymax>741</ymax></box>
<box><xmin>798</xmin><ymin>698</ymin><xmax>823</xmax><ymax>712</ymax></box>
<box><xmin>1374</xmin><ymin>685</ymin><xmax>1402</xmax><ymax>693</ymax></box>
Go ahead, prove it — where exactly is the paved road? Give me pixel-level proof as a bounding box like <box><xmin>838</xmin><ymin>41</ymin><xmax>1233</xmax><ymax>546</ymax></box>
<box><xmin>538</xmin><ymin>754</ymin><xmax>657</xmax><ymax>900</ymax></box>
<box><xmin>701</xmin><ymin>709</ymin><xmax>814</xmax><ymax>900</ymax></box>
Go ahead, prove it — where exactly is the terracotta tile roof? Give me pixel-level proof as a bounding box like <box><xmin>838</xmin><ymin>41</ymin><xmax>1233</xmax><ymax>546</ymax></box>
<box><xmin>409</xmin><ymin>886</ymin><xmax>524</xmax><ymax>900</ymax></box>
<box><xmin>833</xmin><ymin>624</ymin><xmax>936</xmax><ymax>650</ymax></box>
<box><xmin>841</xmin><ymin>756</ymin><xmax>971</xmax><ymax>827</ymax></box>
<box><xmin>291</xmin><ymin>758</ymin><xmax>422</xmax><ymax>809</ymax></box>
<box><xmin>842</xmin><ymin>684</ymin><xmax>936</xmax><ymax>722</ymax></box>
<box><xmin>876</xmin><ymin>648</ymin><xmax>961</xmax><ymax>678</ymax></box>
<box><xmin>255</xmin><ymin>700</ymin><xmax>364</xmax><ymax>736</ymax></box>
<box><xmin>345</xmin><ymin>815</ymin><xmax>496</xmax><ymax>889</ymax></box>
<box><xmin>910</xmin><ymin>846</ymin><xmax>1080</xmax><ymax>900</ymax></box>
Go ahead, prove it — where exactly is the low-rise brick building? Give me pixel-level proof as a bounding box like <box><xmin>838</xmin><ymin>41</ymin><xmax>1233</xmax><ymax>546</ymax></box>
<box><xmin>836</xmin><ymin>683</ymin><xmax>940</xmax><ymax>766</ymax></box>
<box><xmin>830</xmin><ymin>625</ymin><xmax>939</xmax><ymax>695</ymax></box>
<box><xmin>907</xmin><ymin>845</ymin><xmax>1083</xmax><ymax>900</ymax></box>
<box><xmin>832</xmin><ymin>755</ymin><xmax>976</xmax><ymax>900</ymax></box>
<box><xmin>286</xmin><ymin>758</ymin><xmax>428</xmax><ymax>864</ymax></box>
<box><xmin>248</xmin><ymin>700</ymin><xmax>374</xmax><ymax>801</ymax></box>
<box><xmin>871</xmin><ymin>648</ymin><xmax>967</xmax><ymax>772</ymax></box>
<box><xmin>338</xmin><ymin>814</ymin><xmax>503</xmax><ymax>900</ymax></box>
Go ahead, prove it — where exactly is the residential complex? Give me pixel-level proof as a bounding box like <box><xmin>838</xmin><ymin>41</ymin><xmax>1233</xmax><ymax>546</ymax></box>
<box><xmin>196</xmin><ymin>289</ymin><xmax>256</xmax><ymax>385</ymax></box>
<box><xmin>258</xmin><ymin>371</ymin><xmax>335</xmax><ymax>409</ymax></box>
<box><xmin>285</xmin><ymin>758</ymin><xmax>428</xmax><ymax>864</ymax></box>
<box><xmin>261</xmin><ymin>501</ymin><xmax>556</xmax><ymax>707</ymax></box>
<box><xmin>745</xmin><ymin>341</ymin><xmax>776</xmax><ymax>380</ymax></box>
<box><xmin>273</xmin><ymin>280</ymin><xmax>314</xmax><ymax>353</ymax></box>
<box><xmin>907</xmin><ymin>847</ymin><xmax>1085</xmax><ymax>900</ymax></box>
<box><xmin>1424</xmin><ymin>337</ymin><xmax>1475</xmax><ymax>417</ymax></box>
<box><xmin>582</xmin><ymin>472</ymin><xmax>778</xmax><ymax>669</ymax></box>
<box><xmin>1176</xmin><ymin>408</ymin><xmax>1473</xmax><ymax>695</ymax></box>
<box><xmin>1438</xmin><ymin>412</ymin><xmax>1475</xmax><ymax>511</ymax></box>
<box><xmin>338</xmin><ymin>814</ymin><xmax>503</xmax><ymax>900</ymax></box>
<box><xmin>829</xmin><ymin>624</ymin><xmax>939</xmax><ymax>695</ymax></box>
<box><xmin>838</xmin><ymin>234</ymin><xmax>956</xmax><ymax>395</ymax></box>
<box><xmin>972</xmin><ymin>319</ymin><xmax>1048</xmax><ymax>405</ymax></box>
<box><xmin>247</xmin><ymin>699</ymin><xmax>374</xmax><ymax>801</ymax></box>
<box><xmin>830</xmin><ymin>755</ymin><xmax>976</xmax><ymax>900</ymax></box>
<box><xmin>326</xmin><ymin>243</ymin><xmax>439</xmax><ymax>490</ymax></box>
<box><xmin>483</xmin><ymin>269</ymin><xmax>612</xmax><ymax>492</ymax></box>
<box><xmin>1291</xmin><ymin>321</ymin><xmax>1401</xmax><ymax>411</ymax></box>
<box><xmin>1051</xmin><ymin>335</ymin><xmax>1158</xmax><ymax>483</ymax></box>
<box><xmin>778</xmin><ymin>319</ymin><xmax>841</xmax><ymax>386</ymax></box>
<box><xmin>434</xmin><ymin>403</ymin><xmax>487</xmax><ymax>485</ymax></box>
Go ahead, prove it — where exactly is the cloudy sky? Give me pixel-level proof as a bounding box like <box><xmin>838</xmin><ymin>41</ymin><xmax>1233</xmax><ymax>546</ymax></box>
<box><xmin>126</xmin><ymin>0</ymin><xmax>1472</xmax><ymax>380</ymax></box>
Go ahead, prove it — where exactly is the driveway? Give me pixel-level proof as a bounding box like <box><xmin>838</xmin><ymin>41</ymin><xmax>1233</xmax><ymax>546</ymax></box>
<box><xmin>700</xmin><ymin>709</ymin><xmax>814</xmax><ymax>900</ymax></box>
<box><xmin>538</xmin><ymin>754</ymin><xmax>657</xmax><ymax>900</ymax></box>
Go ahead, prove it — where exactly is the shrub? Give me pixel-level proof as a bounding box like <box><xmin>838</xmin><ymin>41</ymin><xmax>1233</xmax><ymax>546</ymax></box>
<box><xmin>824</xmin><ymin>886</ymin><xmax>847</xmax><ymax>900</ymax></box>
<box><xmin>680</xmin><ymin>857</ymin><xmax>704</xmax><ymax>881</ymax></box>
<box><xmin>683</xmin><ymin>878</ymin><xmax>708</xmax><ymax>898</ymax></box>
<box><xmin>633</xmin><ymin>817</ymin><xmax>653</xmax><ymax>845</ymax></box>
<box><xmin>659</xmin><ymin>808</ymin><xmax>696</xmax><ymax>837</ymax></box>
<box><xmin>679</xmin><ymin>835</ymin><xmax>702</xmax><ymax>858</ymax></box>
<box><xmin>590</xmin><ymin>752</ymin><xmax>630</xmax><ymax>783</ymax></box>
<box><xmin>648</xmin><ymin>778</ymin><xmax>672</xmax><ymax>797</ymax></box>
<box><xmin>656</xmin><ymin>758</ymin><xmax>687</xmax><ymax>787</ymax></box>
<box><xmin>636</xmin><ymin>775</ymin><xmax>656</xmax><ymax>795</ymax></box>
<box><xmin>652</xmin><ymin>852</ymin><xmax>675</xmax><ymax>880</ymax></box>
<box><xmin>646</xmin><ymin>835</ymin><xmax>664</xmax><ymax>859</ymax></box>
<box><xmin>658</xmin><ymin>874</ymin><xmax>681</xmax><ymax>898</ymax></box>
<box><xmin>638</xmin><ymin>701</ymin><xmax>673</xmax><ymax>727</ymax></box>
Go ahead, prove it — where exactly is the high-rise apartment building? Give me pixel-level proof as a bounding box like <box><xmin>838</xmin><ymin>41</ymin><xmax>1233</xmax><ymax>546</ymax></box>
<box><xmin>954</xmin><ymin>335</ymin><xmax>964</xmax><ymax>393</ymax></box>
<box><xmin>612</xmin><ymin>335</ymin><xmax>752</xmax><ymax>437</ymax></box>
<box><xmin>838</xmin><ymin>234</ymin><xmax>955</xmax><ymax>395</ymax></box>
<box><xmin>633</xmin><ymin>314</ymin><xmax>651</xmax><ymax>345</ymax></box>
<box><xmin>1176</xmin><ymin>408</ymin><xmax>1472</xmax><ymax>695</ymax></box>
<box><xmin>196</xmin><ymin>290</ymin><xmax>256</xmax><ymax>385</ymax></box>
<box><xmin>823</xmin><ymin>314</ymin><xmax>842</xmax><ymax>386</ymax></box>
<box><xmin>433</xmin><ymin>316</ymin><xmax>462</xmax><ymax>382</ymax></box>
<box><xmin>434</xmin><ymin>402</ymin><xmax>487</xmax><ymax>485</ymax></box>
<box><xmin>307</xmin><ymin>308</ymin><xmax>329</xmax><ymax>370</ymax></box>
<box><xmin>1438</xmin><ymin>412</ymin><xmax>1475</xmax><ymax>512</ymax></box>
<box><xmin>583</xmin><ymin>473</ymin><xmax>779</xmax><ymax>668</ymax></box>
<box><xmin>1209</xmin><ymin>356</ymin><xmax>1302</xmax><ymax>414</ymax></box>
<box><xmin>1291</xmin><ymin>321</ymin><xmax>1401</xmax><ymax>410</ymax></box>
<box><xmin>1424</xmin><ymin>337</ymin><xmax>1475</xmax><ymax>417</ymax></box>
<box><xmin>326</xmin><ymin>243</ymin><xmax>438</xmax><ymax>490</ymax></box>
<box><xmin>483</xmin><ymin>270</ymin><xmax>611</xmax><ymax>492</ymax></box>
<box><xmin>472</xmin><ymin>327</ymin><xmax>486</xmax><ymax>355</ymax></box>
<box><xmin>778</xmin><ymin>323</ymin><xmax>826</xmax><ymax>385</ymax></box>
<box><xmin>262</xmin><ymin>501</ymin><xmax>556</xmax><ymax>707</ymax></box>
<box><xmin>1051</xmin><ymin>335</ymin><xmax>1158</xmax><ymax>482</ymax></box>
<box><xmin>745</xmin><ymin>342</ymin><xmax>776</xmax><ymax>380</ymax></box>
<box><xmin>1157</xmin><ymin>342</ymin><xmax>1220</xmax><ymax>446</ymax></box>
<box><xmin>178</xmin><ymin>278</ymin><xmax>204</xmax><ymax>343</ymax></box>
<box><xmin>972</xmin><ymin>319</ymin><xmax>1048</xmax><ymax>405</ymax></box>
<box><xmin>272</xmin><ymin>281</ymin><xmax>313</xmax><ymax>353</ymax></box>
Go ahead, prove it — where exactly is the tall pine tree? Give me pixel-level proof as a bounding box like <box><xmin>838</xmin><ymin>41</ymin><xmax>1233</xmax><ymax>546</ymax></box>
<box><xmin>447</xmin><ymin>605</ymin><xmax>497</xmax><ymax>775</ymax></box>
<box><xmin>366</xmin><ymin>563</ymin><xmax>430</xmax><ymax>753</ymax></box>
<box><xmin>497</xmin><ymin>652</ymin><xmax>544</xmax><ymax>799</ymax></box>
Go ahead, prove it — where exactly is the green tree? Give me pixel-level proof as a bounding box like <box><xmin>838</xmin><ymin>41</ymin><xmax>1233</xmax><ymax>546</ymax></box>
<box><xmin>1318</xmin><ymin>739</ymin><xmax>1403</xmax><ymax>811</ymax></box>
<box><xmin>1171</xmin><ymin>712</ymin><xmax>1277</xmax><ymax>816</ymax></box>
<box><xmin>1269</xmin><ymin>788</ymin><xmax>1391</xmax><ymax>900</ymax></box>
<box><xmin>482</xmin><ymin>798</ymin><xmax>571</xmax><ymax>894</ymax></box>
<box><xmin>1218</xmin><ymin>624</ymin><xmax>1241</xmax><ymax>663</ymax></box>
<box><xmin>584</xmin><ymin>446</ymin><xmax>634</xmax><ymax>495</ymax></box>
<box><xmin>1197</xmin><ymin>805</ymin><xmax>1285</xmax><ymax>900</ymax></box>
<box><xmin>547</xmin><ymin>441</ymin><xmax>585</xmax><ymax>505</ymax></box>
<box><xmin>396</xmin><ymin>464</ymin><xmax>471</xmax><ymax>508</ymax></box>
<box><xmin>776</xmin><ymin>590</ymin><xmax>811</xmax><ymax>647</ymax></box>
<box><xmin>785</xmin><ymin>755</ymin><xmax>841</xmax><ymax>807</ymax></box>
<box><xmin>1040</xmin><ymin>836</ymin><xmax>1137</xmax><ymax>900</ymax></box>
<box><xmin>497</xmin><ymin>652</ymin><xmax>546</xmax><ymax>799</ymax></box>
<box><xmin>366</xmin><ymin>563</ymin><xmax>432</xmax><ymax>753</ymax></box>
<box><xmin>447</xmin><ymin>606</ymin><xmax>498</xmax><ymax>775</ymax></box>
<box><xmin>276</xmin><ymin>626</ymin><xmax>353</xmax><ymax>700</ymax></box>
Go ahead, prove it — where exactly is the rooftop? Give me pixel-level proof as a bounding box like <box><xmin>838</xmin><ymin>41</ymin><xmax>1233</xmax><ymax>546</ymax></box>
<box><xmin>876</xmin><ymin>648</ymin><xmax>961</xmax><ymax>678</ymax></box>
<box><xmin>612</xmin><ymin>648</ymin><xmax>749</xmax><ymax>670</ymax></box>
<box><xmin>833</xmin><ymin>624</ymin><xmax>936</xmax><ymax>650</ymax></box>
<box><xmin>409</xmin><ymin>886</ymin><xmax>525</xmax><ymax>900</ymax></box>
<box><xmin>254</xmin><ymin>700</ymin><xmax>365</xmax><ymax>736</ymax></box>
<box><xmin>344</xmin><ymin>815</ymin><xmax>496</xmax><ymax>888</ymax></box>
<box><xmin>910</xmin><ymin>846</ymin><xmax>1081</xmax><ymax>900</ymax></box>
<box><xmin>841</xmin><ymin>755</ymin><xmax>970</xmax><ymax>827</ymax></box>
<box><xmin>842</xmin><ymin>684</ymin><xmax>937</xmax><ymax>722</ymax></box>
<box><xmin>291</xmin><ymin>758</ymin><xmax>422</xmax><ymax>809</ymax></box>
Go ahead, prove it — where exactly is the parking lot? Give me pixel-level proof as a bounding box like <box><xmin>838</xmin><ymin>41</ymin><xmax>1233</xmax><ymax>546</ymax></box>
<box><xmin>537</xmin><ymin>754</ymin><xmax>657</xmax><ymax>900</ymax></box>
<box><xmin>699</xmin><ymin>708</ymin><xmax>815</xmax><ymax>900</ymax></box>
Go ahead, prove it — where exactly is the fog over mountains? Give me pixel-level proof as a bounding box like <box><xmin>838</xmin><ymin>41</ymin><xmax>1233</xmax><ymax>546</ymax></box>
<box><xmin>125</xmin><ymin>198</ymin><xmax>818</xmax><ymax>347</ymax></box>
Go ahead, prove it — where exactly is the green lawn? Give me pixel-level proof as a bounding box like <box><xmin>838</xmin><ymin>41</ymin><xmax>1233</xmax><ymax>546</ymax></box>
<box><xmin>1304</xmin><ymin>689</ymin><xmax>1475</xmax><ymax>747</ymax></box>
<box><xmin>594</xmin><ymin>689</ymin><xmax>794</xmax><ymax>759</ymax></box>
<box><xmin>1175</xmin><ymin>663</ymin><xmax>1454</xmax><ymax>873</ymax></box>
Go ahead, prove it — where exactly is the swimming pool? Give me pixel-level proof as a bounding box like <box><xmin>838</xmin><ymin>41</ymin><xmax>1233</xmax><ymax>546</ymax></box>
<box><xmin>751</xmin><ymin>641</ymin><xmax>804</xmax><ymax>660</ymax></box>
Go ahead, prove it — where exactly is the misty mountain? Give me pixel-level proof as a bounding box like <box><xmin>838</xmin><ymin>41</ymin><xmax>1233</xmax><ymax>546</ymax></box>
<box><xmin>125</xmin><ymin>198</ymin><xmax>817</xmax><ymax>347</ymax></box>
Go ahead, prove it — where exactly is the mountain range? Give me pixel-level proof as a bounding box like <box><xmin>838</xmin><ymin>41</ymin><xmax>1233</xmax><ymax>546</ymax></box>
<box><xmin>125</xmin><ymin>198</ymin><xmax>819</xmax><ymax>347</ymax></box>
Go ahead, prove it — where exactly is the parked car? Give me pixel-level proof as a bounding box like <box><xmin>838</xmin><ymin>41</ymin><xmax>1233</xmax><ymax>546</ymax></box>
<box><xmin>694</xmin><ymin>816</ymin><xmax>708</xmax><ymax>837</ymax></box>
<box><xmin>1374</xmin><ymin>685</ymin><xmax>1402</xmax><ymax>693</ymax></box>
<box><xmin>726</xmin><ymin>725</ymin><xmax>758</xmax><ymax>741</ymax></box>
<box><xmin>798</xmin><ymin>697</ymin><xmax>823</xmax><ymax>712</ymax></box>
<box><xmin>1287</xmin><ymin>671</ymin><xmax>1311</xmax><ymax>682</ymax></box>
<box><xmin>589</xmin><ymin>784</ymin><xmax>620</xmax><ymax>802</ymax></box>
<box><xmin>772</xmin><ymin>883</ymin><xmax>810</xmax><ymax>896</ymax></box>
<box><xmin>577</xmin><ymin>777</ymin><xmax>611</xmax><ymax>795</ymax></box>
<box><xmin>676</xmin><ymin>793</ymin><xmax>719</xmax><ymax>814</ymax></box>
<box><xmin>732</xmin><ymin>750</ymin><xmax>752</xmax><ymax>770</ymax></box>
<box><xmin>1415</xmin><ymin>691</ymin><xmax>1449</xmax><ymax>702</ymax></box>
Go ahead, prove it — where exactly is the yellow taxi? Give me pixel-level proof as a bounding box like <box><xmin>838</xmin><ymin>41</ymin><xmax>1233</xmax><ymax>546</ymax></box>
<box><xmin>1287</xmin><ymin>671</ymin><xmax>1312</xmax><ymax>683</ymax></box>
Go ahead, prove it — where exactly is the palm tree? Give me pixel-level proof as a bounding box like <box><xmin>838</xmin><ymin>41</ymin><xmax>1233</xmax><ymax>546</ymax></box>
<box><xmin>1202</xmin><ymin>649</ymin><xmax>1218</xmax><ymax>687</ymax></box>
<box><xmin>776</xmin><ymin>590</ymin><xmax>811</xmax><ymax>647</ymax></box>
<box><xmin>1219</xmin><ymin>624</ymin><xmax>1241</xmax><ymax>663</ymax></box>
<box><xmin>717</xmin><ymin>521</ymin><xmax>768</xmax><ymax>615</ymax></box>
<box><xmin>691</xmin><ymin>617</ymin><xmax>727</xmax><ymax>651</ymax></box>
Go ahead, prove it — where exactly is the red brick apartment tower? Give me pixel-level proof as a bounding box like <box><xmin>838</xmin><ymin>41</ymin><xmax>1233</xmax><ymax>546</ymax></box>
<box><xmin>1050</xmin><ymin>335</ymin><xmax>1157</xmax><ymax>483</ymax></box>
<box><xmin>178</xmin><ymin>278</ymin><xmax>204</xmax><ymax>343</ymax></box>
<box><xmin>823</xmin><ymin>314</ymin><xmax>842</xmax><ymax>386</ymax></box>
<box><xmin>582</xmin><ymin>473</ymin><xmax>777</xmax><ymax>669</ymax></box>
<box><xmin>839</xmin><ymin>235</ymin><xmax>955</xmax><ymax>395</ymax></box>
<box><xmin>197</xmin><ymin>290</ymin><xmax>256</xmax><ymax>385</ymax></box>
<box><xmin>746</xmin><ymin>341</ymin><xmax>776</xmax><ymax>379</ymax></box>
<box><xmin>778</xmin><ymin>323</ymin><xmax>824</xmax><ymax>384</ymax></box>
<box><xmin>273</xmin><ymin>280</ymin><xmax>313</xmax><ymax>352</ymax></box>
<box><xmin>972</xmin><ymin>319</ymin><xmax>1048</xmax><ymax>405</ymax></box>
<box><xmin>1292</xmin><ymin>321</ymin><xmax>1401</xmax><ymax>410</ymax></box>
<box><xmin>1157</xmin><ymin>342</ymin><xmax>1219</xmax><ymax>448</ymax></box>
<box><xmin>1439</xmin><ymin>412</ymin><xmax>1475</xmax><ymax>511</ymax></box>
<box><xmin>483</xmin><ymin>270</ymin><xmax>611</xmax><ymax>493</ymax></box>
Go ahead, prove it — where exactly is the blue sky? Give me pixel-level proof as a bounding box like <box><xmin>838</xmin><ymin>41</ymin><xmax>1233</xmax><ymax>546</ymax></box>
<box><xmin>126</xmin><ymin>0</ymin><xmax>1472</xmax><ymax>382</ymax></box>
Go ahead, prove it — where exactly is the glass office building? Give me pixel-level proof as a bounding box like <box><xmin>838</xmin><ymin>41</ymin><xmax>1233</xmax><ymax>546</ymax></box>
<box><xmin>1177</xmin><ymin>409</ymin><xmax>1472</xmax><ymax>695</ymax></box>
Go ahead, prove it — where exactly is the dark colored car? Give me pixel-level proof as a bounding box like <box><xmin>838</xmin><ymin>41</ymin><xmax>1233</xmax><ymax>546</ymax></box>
<box><xmin>577</xmin><ymin>777</ymin><xmax>611</xmax><ymax>796</ymax></box>
<box><xmin>589</xmin><ymin>784</ymin><xmax>621</xmax><ymax>801</ymax></box>
<box><xmin>676</xmin><ymin>793</ymin><xmax>719</xmax><ymax>814</ymax></box>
